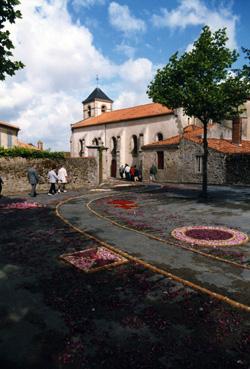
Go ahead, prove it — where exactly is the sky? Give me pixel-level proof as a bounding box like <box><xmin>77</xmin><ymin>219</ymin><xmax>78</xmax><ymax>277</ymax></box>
<box><xmin>0</xmin><ymin>0</ymin><xmax>249</xmax><ymax>151</ymax></box>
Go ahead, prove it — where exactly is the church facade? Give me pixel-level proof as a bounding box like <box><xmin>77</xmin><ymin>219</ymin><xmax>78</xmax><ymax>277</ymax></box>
<box><xmin>70</xmin><ymin>88</ymin><xmax>190</xmax><ymax>178</ymax></box>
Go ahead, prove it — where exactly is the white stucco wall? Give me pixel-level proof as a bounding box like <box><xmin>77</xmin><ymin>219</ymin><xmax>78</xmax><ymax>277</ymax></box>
<box><xmin>71</xmin><ymin>111</ymin><xmax>190</xmax><ymax>177</ymax></box>
<box><xmin>83</xmin><ymin>100</ymin><xmax>112</xmax><ymax>120</ymax></box>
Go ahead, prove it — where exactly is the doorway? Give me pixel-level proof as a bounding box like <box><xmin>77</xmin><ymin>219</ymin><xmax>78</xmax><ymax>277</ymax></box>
<box><xmin>111</xmin><ymin>159</ymin><xmax>117</xmax><ymax>177</ymax></box>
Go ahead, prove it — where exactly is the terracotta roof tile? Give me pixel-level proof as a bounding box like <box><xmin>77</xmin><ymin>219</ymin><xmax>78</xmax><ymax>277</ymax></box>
<box><xmin>142</xmin><ymin>125</ymin><xmax>203</xmax><ymax>149</ymax></box>
<box><xmin>143</xmin><ymin>124</ymin><xmax>250</xmax><ymax>154</ymax></box>
<box><xmin>17</xmin><ymin>141</ymin><xmax>40</xmax><ymax>150</ymax></box>
<box><xmin>72</xmin><ymin>103</ymin><xmax>173</xmax><ymax>129</ymax></box>
<box><xmin>0</xmin><ymin>120</ymin><xmax>20</xmax><ymax>130</ymax></box>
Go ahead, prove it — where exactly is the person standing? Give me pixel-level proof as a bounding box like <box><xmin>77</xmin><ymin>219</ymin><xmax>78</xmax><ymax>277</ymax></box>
<box><xmin>48</xmin><ymin>167</ymin><xmax>58</xmax><ymax>195</ymax></box>
<box><xmin>0</xmin><ymin>176</ymin><xmax>4</xmax><ymax>197</ymax></box>
<box><xmin>149</xmin><ymin>163</ymin><xmax>157</xmax><ymax>181</ymax></box>
<box><xmin>27</xmin><ymin>166</ymin><xmax>39</xmax><ymax>197</ymax></box>
<box><xmin>58</xmin><ymin>165</ymin><xmax>68</xmax><ymax>193</ymax></box>
<box><xmin>130</xmin><ymin>165</ymin><xmax>135</xmax><ymax>181</ymax></box>
<box><xmin>124</xmin><ymin>164</ymin><xmax>131</xmax><ymax>180</ymax></box>
<box><xmin>119</xmin><ymin>164</ymin><xmax>125</xmax><ymax>179</ymax></box>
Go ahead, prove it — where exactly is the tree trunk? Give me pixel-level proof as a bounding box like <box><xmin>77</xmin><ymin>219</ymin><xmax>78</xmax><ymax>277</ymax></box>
<box><xmin>202</xmin><ymin>121</ymin><xmax>208</xmax><ymax>198</ymax></box>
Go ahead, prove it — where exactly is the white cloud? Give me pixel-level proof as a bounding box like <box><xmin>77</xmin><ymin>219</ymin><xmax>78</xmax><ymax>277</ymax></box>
<box><xmin>152</xmin><ymin>0</ymin><xmax>238</xmax><ymax>49</ymax></box>
<box><xmin>114</xmin><ymin>58</ymin><xmax>154</xmax><ymax>109</ymax></box>
<box><xmin>115</xmin><ymin>43</ymin><xmax>136</xmax><ymax>58</ymax></box>
<box><xmin>0</xmin><ymin>0</ymin><xmax>152</xmax><ymax>150</ymax></box>
<box><xmin>109</xmin><ymin>2</ymin><xmax>146</xmax><ymax>34</ymax></box>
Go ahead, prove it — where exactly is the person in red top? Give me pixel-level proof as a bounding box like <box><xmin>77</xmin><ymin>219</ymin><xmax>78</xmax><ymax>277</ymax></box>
<box><xmin>130</xmin><ymin>166</ymin><xmax>135</xmax><ymax>181</ymax></box>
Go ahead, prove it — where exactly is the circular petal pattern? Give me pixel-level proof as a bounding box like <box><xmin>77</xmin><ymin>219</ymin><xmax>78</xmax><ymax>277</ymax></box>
<box><xmin>171</xmin><ymin>226</ymin><xmax>248</xmax><ymax>247</ymax></box>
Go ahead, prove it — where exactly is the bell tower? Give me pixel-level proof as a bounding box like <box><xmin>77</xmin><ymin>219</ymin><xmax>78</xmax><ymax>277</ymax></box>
<box><xmin>82</xmin><ymin>87</ymin><xmax>113</xmax><ymax>120</ymax></box>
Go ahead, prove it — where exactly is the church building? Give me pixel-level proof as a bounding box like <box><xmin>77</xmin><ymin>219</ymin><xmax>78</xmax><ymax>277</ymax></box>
<box><xmin>70</xmin><ymin>87</ymin><xmax>190</xmax><ymax>178</ymax></box>
<box><xmin>70</xmin><ymin>88</ymin><xmax>250</xmax><ymax>183</ymax></box>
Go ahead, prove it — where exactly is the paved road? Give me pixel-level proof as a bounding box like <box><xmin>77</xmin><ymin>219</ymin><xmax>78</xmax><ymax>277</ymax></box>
<box><xmin>59</xmin><ymin>191</ymin><xmax>250</xmax><ymax>308</ymax></box>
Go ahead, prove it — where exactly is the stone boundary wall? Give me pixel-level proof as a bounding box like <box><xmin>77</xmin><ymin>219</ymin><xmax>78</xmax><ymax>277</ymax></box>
<box><xmin>226</xmin><ymin>155</ymin><xmax>250</xmax><ymax>185</ymax></box>
<box><xmin>0</xmin><ymin>157</ymin><xmax>98</xmax><ymax>195</ymax></box>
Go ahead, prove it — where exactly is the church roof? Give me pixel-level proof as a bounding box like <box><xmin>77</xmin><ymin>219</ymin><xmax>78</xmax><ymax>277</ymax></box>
<box><xmin>0</xmin><ymin>120</ymin><xmax>20</xmax><ymax>131</ymax></box>
<box><xmin>142</xmin><ymin>124</ymin><xmax>250</xmax><ymax>154</ymax></box>
<box><xmin>72</xmin><ymin>103</ymin><xmax>173</xmax><ymax>129</ymax></box>
<box><xmin>82</xmin><ymin>88</ymin><xmax>113</xmax><ymax>104</ymax></box>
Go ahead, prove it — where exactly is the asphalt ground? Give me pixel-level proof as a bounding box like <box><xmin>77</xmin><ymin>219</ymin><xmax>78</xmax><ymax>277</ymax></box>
<box><xmin>0</xmin><ymin>183</ymin><xmax>250</xmax><ymax>369</ymax></box>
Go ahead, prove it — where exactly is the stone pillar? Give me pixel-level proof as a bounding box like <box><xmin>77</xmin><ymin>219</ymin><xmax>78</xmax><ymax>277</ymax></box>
<box><xmin>232</xmin><ymin>117</ymin><xmax>242</xmax><ymax>145</ymax></box>
<box><xmin>37</xmin><ymin>140</ymin><xmax>43</xmax><ymax>150</ymax></box>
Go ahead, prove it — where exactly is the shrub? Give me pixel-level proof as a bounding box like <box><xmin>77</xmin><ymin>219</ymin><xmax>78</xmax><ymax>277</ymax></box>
<box><xmin>0</xmin><ymin>146</ymin><xmax>65</xmax><ymax>159</ymax></box>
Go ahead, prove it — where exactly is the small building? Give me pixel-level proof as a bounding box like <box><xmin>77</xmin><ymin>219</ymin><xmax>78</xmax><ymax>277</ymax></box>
<box><xmin>142</xmin><ymin>124</ymin><xmax>250</xmax><ymax>185</ymax></box>
<box><xmin>0</xmin><ymin>121</ymin><xmax>20</xmax><ymax>148</ymax></box>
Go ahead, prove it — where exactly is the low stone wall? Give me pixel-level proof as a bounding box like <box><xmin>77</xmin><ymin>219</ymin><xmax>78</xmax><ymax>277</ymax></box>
<box><xmin>226</xmin><ymin>155</ymin><xmax>250</xmax><ymax>185</ymax></box>
<box><xmin>0</xmin><ymin>157</ymin><xmax>98</xmax><ymax>195</ymax></box>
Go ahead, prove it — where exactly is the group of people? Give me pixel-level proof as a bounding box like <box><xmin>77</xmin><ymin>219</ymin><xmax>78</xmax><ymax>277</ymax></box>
<box><xmin>27</xmin><ymin>165</ymin><xmax>68</xmax><ymax>197</ymax></box>
<box><xmin>119</xmin><ymin>164</ymin><xmax>142</xmax><ymax>182</ymax></box>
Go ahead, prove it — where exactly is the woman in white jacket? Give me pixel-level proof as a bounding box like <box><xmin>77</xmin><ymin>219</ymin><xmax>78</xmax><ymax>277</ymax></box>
<box><xmin>58</xmin><ymin>166</ymin><xmax>68</xmax><ymax>193</ymax></box>
<box><xmin>48</xmin><ymin>167</ymin><xmax>59</xmax><ymax>195</ymax></box>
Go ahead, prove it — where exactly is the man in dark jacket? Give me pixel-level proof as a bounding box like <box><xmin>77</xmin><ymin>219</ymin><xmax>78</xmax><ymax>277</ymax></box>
<box><xmin>27</xmin><ymin>166</ymin><xmax>39</xmax><ymax>197</ymax></box>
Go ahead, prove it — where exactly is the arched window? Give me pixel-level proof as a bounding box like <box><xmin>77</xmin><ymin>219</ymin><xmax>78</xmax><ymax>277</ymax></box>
<box><xmin>131</xmin><ymin>135</ymin><xmax>138</xmax><ymax>157</ymax></box>
<box><xmin>111</xmin><ymin>137</ymin><xmax>117</xmax><ymax>156</ymax></box>
<box><xmin>101</xmin><ymin>105</ymin><xmax>107</xmax><ymax>113</ymax></box>
<box><xmin>79</xmin><ymin>138</ymin><xmax>85</xmax><ymax>157</ymax></box>
<box><xmin>156</xmin><ymin>132</ymin><xmax>163</xmax><ymax>141</ymax></box>
<box><xmin>92</xmin><ymin>138</ymin><xmax>98</xmax><ymax>146</ymax></box>
<box><xmin>87</xmin><ymin>105</ymin><xmax>91</xmax><ymax>117</ymax></box>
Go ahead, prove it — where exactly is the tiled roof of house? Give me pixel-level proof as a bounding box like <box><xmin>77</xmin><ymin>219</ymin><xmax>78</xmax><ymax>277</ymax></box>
<box><xmin>142</xmin><ymin>124</ymin><xmax>250</xmax><ymax>154</ymax></box>
<box><xmin>82</xmin><ymin>88</ymin><xmax>113</xmax><ymax>104</ymax></box>
<box><xmin>17</xmin><ymin>141</ymin><xmax>41</xmax><ymax>150</ymax></box>
<box><xmin>72</xmin><ymin>103</ymin><xmax>173</xmax><ymax>129</ymax></box>
<box><xmin>142</xmin><ymin>125</ymin><xmax>203</xmax><ymax>149</ymax></box>
<box><xmin>0</xmin><ymin>120</ymin><xmax>20</xmax><ymax>131</ymax></box>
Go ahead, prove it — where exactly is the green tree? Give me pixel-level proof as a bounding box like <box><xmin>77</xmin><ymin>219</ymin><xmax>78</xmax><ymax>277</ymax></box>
<box><xmin>147</xmin><ymin>26</ymin><xmax>250</xmax><ymax>197</ymax></box>
<box><xmin>0</xmin><ymin>0</ymin><xmax>24</xmax><ymax>80</ymax></box>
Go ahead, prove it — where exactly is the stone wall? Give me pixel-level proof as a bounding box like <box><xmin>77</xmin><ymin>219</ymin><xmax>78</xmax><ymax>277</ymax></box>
<box><xmin>226</xmin><ymin>155</ymin><xmax>250</xmax><ymax>185</ymax></box>
<box><xmin>0</xmin><ymin>157</ymin><xmax>98</xmax><ymax>194</ymax></box>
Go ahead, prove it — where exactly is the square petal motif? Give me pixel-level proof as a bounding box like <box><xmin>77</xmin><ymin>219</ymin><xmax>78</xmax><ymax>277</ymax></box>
<box><xmin>60</xmin><ymin>247</ymin><xmax>128</xmax><ymax>273</ymax></box>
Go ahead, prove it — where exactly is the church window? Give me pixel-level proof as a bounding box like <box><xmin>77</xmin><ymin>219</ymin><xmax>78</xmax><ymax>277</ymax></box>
<box><xmin>195</xmin><ymin>155</ymin><xmax>203</xmax><ymax>173</ymax></box>
<box><xmin>101</xmin><ymin>105</ymin><xmax>107</xmax><ymax>113</ymax></box>
<box><xmin>157</xmin><ymin>151</ymin><xmax>164</xmax><ymax>169</ymax></box>
<box><xmin>79</xmin><ymin>139</ymin><xmax>85</xmax><ymax>157</ymax></box>
<box><xmin>156</xmin><ymin>132</ymin><xmax>163</xmax><ymax>141</ymax></box>
<box><xmin>92</xmin><ymin>138</ymin><xmax>98</xmax><ymax>146</ymax></box>
<box><xmin>87</xmin><ymin>105</ymin><xmax>91</xmax><ymax>117</ymax></box>
<box><xmin>131</xmin><ymin>135</ymin><xmax>138</xmax><ymax>157</ymax></box>
<box><xmin>111</xmin><ymin>137</ymin><xmax>117</xmax><ymax>155</ymax></box>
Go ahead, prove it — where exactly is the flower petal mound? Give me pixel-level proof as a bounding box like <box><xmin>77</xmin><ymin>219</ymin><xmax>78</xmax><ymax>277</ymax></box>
<box><xmin>108</xmin><ymin>199</ymin><xmax>138</xmax><ymax>210</ymax></box>
<box><xmin>171</xmin><ymin>226</ymin><xmax>248</xmax><ymax>247</ymax></box>
<box><xmin>60</xmin><ymin>247</ymin><xmax>128</xmax><ymax>273</ymax></box>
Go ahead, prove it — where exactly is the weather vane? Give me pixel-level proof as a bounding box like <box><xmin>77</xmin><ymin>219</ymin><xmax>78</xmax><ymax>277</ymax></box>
<box><xmin>96</xmin><ymin>74</ymin><xmax>99</xmax><ymax>87</ymax></box>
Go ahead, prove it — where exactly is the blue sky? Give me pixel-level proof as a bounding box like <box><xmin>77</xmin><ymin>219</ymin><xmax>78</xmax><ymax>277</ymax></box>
<box><xmin>0</xmin><ymin>0</ymin><xmax>249</xmax><ymax>150</ymax></box>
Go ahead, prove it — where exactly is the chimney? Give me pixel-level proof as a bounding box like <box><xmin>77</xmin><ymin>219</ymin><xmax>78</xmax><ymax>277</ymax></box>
<box><xmin>232</xmin><ymin>116</ymin><xmax>242</xmax><ymax>145</ymax></box>
<box><xmin>37</xmin><ymin>140</ymin><xmax>44</xmax><ymax>150</ymax></box>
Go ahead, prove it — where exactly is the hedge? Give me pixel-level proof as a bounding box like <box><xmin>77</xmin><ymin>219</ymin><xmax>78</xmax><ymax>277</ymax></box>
<box><xmin>0</xmin><ymin>146</ymin><xmax>65</xmax><ymax>159</ymax></box>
